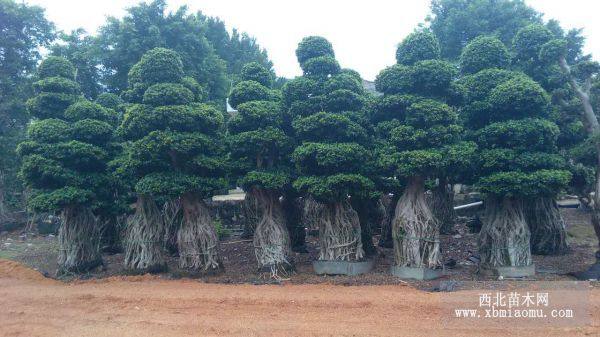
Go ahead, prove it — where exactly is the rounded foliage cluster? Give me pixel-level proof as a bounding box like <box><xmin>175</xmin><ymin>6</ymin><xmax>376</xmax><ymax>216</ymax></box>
<box><xmin>37</xmin><ymin>56</ymin><xmax>76</xmax><ymax>80</ymax></box>
<box><xmin>240</xmin><ymin>62</ymin><xmax>272</xmax><ymax>87</ymax></box>
<box><xmin>137</xmin><ymin>48</ymin><xmax>185</xmax><ymax>85</ymax></box>
<box><xmin>460</xmin><ymin>36</ymin><xmax>509</xmax><ymax>74</ymax></box>
<box><xmin>296</xmin><ymin>36</ymin><xmax>335</xmax><ymax>65</ymax></box>
<box><xmin>512</xmin><ymin>24</ymin><xmax>553</xmax><ymax>63</ymax></box>
<box><xmin>395</xmin><ymin>30</ymin><xmax>440</xmax><ymax>66</ymax></box>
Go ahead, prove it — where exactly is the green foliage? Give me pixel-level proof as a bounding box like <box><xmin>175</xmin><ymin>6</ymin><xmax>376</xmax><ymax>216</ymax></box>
<box><xmin>428</xmin><ymin>0</ymin><xmax>541</xmax><ymax>59</ymax></box>
<box><xmin>374</xmin><ymin>65</ymin><xmax>413</xmax><ymax>95</ymax></box>
<box><xmin>287</xmin><ymin>36</ymin><xmax>374</xmax><ymax>202</ymax></box>
<box><xmin>95</xmin><ymin>93</ymin><xmax>124</xmax><ymax>111</ymax></box>
<box><xmin>512</xmin><ymin>24</ymin><xmax>553</xmax><ymax>64</ymax></box>
<box><xmin>37</xmin><ymin>56</ymin><xmax>76</xmax><ymax>80</ymax></box>
<box><xmin>229</xmin><ymin>80</ymin><xmax>273</xmax><ymax>109</ymax></box>
<box><xmin>296</xmin><ymin>36</ymin><xmax>335</xmax><ymax>65</ymax></box>
<box><xmin>460</xmin><ymin>36</ymin><xmax>510</xmax><ymax>74</ymax></box>
<box><xmin>487</xmin><ymin>76</ymin><xmax>549</xmax><ymax>120</ymax></box>
<box><xmin>142</xmin><ymin>83</ymin><xmax>193</xmax><ymax>106</ymax></box>
<box><xmin>395</xmin><ymin>29</ymin><xmax>440</xmax><ymax>65</ymax></box>
<box><xmin>240</xmin><ymin>62</ymin><xmax>273</xmax><ymax>87</ymax></box>
<box><xmin>64</xmin><ymin>100</ymin><xmax>117</xmax><ymax>125</ymax></box>
<box><xmin>118</xmin><ymin>48</ymin><xmax>227</xmax><ymax>200</ymax></box>
<box><xmin>33</xmin><ymin>77</ymin><xmax>80</xmax><ymax>94</ymax></box>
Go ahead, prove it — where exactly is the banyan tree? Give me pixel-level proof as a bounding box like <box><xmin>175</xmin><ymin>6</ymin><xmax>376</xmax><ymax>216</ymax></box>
<box><xmin>284</xmin><ymin>36</ymin><xmax>375</xmax><ymax>269</ymax></box>
<box><xmin>228</xmin><ymin>62</ymin><xmax>294</xmax><ymax>273</ymax></box>
<box><xmin>374</xmin><ymin>30</ymin><xmax>473</xmax><ymax>278</ymax></box>
<box><xmin>118</xmin><ymin>48</ymin><xmax>226</xmax><ymax>272</ymax></box>
<box><xmin>19</xmin><ymin>56</ymin><xmax>118</xmax><ymax>273</ymax></box>
<box><xmin>458</xmin><ymin>36</ymin><xmax>571</xmax><ymax>275</ymax></box>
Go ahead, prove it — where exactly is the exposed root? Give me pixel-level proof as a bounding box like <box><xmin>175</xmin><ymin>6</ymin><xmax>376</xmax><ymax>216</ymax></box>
<box><xmin>318</xmin><ymin>200</ymin><xmax>364</xmax><ymax>261</ymax></box>
<box><xmin>162</xmin><ymin>198</ymin><xmax>182</xmax><ymax>255</ymax></box>
<box><xmin>123</xmin><ymin>196</ymin><xmax>166</xmax><ymax>273</ymax></box>
<box><xmin>57</xmin><ymin>205</ymin><xmax>102</xmax><ymax>274</ymax></box>
<box><xmin>302</xmin><ymin>195</ymin><xmax>324</xmax><ymax>231</ymax></box>
<box><xmin>430</xmin><ymin>178</ymin><xmax>456</xmax><ymax>234</ymax></box>
<box><xmin>392</xmin><ymin>177</ymin><xmax>441</xmax><ymax>269</ymax></box>
<box><xmin>251</xmin><ymin>188</ymin><xmax>292</xmax><ymax>271</ymax></box>
<box><xmin>177</xmin><ymin>193</ymin><xmax>221</xmax><ymax>271</ymax></box>
<box><xmin>525</xmin><ymin>197</ymin><xmax>568</xmax><ymax>255</ymax></box>
<box><xmin>479</xmin><ymin>196</ymin><xmax>532</xmax><ymax>268</ymax></box>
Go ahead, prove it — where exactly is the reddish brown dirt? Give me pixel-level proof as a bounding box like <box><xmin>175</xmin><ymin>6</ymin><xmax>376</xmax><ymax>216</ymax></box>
<box><xmin>0</xmin><ymin>259</ymin><xmax>599</xmax><ymax>337</ymax></box>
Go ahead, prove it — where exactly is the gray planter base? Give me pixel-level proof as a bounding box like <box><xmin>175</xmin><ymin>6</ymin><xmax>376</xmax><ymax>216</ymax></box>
<box><xmin>313</xmin><ymin>259</ymin><xmax>375</xmax><ymax>276</ymax></box>
<box><xmin>390</xmin><ymin>266</ymin><xmax>444</xmax><ymax>280</ymax></box>
<box><xmin>494</xmin><ymin>264</ymin><xmax>535</xmax><ymax>278</ymax></box>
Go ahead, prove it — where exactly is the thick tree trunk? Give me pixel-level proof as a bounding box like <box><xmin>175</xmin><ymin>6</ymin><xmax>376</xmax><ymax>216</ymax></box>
<box><xmin>177</xmin><ymin>193</ymin><xmax>221</xmax><ymax>271</ymax></box>
<box><xmin>524</xmin><ymin>197</ymin><xmax>568</xmax><ymax>255</ymax></box>
<box><xmin>282</xmin><ymin>194</ymin><xmax>306</xmax><ymax>253</ymax></box>
<box><xmin>379</xmin><ymin>193</ymin><xmax>398</xmax><ymax>248</ymax></box>
<box><xmin>392</xmin><ymin>177</ymin><xmax>441</xmax><ymax>268</ymax></box>
<box><xmin>124</xmin><ymin>195</ymin><xmax>166</xmax><ymax>272</ymax></box>
<box><xmin>430</xmin><ymin>177</ymin><xmax>456</xmax><ymax>234</ymax></box>
<box><xmin>57</xmin><ymin>205</ymin><xmax>102</xmax><ymax>274</ymax></box>
<box><xmin>318</xmin><ymin>200</ymin><xmax>364</xmax><ymax>261</ymax></box>
<box><xmin>478</xmin><ymin>196</ymin><xmax>532</xmax><ymax>268</ymax></box>
<box><xmin>251</xmin><ymin>188</ymin><xmax>292</xmax><ymax>271</ymax></box>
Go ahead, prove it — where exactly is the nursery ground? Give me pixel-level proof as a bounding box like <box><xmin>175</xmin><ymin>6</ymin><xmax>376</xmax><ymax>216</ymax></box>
<box><xmin>0</xmin><ymin>208</ymin><xmax>598</xmax><ymax>289</ymax></box>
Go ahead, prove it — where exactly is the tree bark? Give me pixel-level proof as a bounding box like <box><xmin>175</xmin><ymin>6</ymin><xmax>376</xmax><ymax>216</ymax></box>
<box><xmin>162</xmin><ymin>198</ymin><xmax>182</xmax><ymax>255</ymax></box>
<box><xmin>318</xmin><ymin>200</ymin><xmax>364</xmax><ymax>261</ymax></box>
<box><xmin>177</xmin><ymin>193</ymin><xmax>221</xmax><ymax>271</ymax></box>
<box><xmin>251</xmin><ymin>188</ymin><xmax>292</xmax><ymax>272</ymax></box>
<box><xmin>241</xmin><ymin>190</ymin><xmax>261</xmax><ymax>238</ymax></box>
<box><xmin>478</xmin><ymin>196</ymin><xmax>532</xmax><ymax>268</ymax></box>
<box><xmin>58</xmin><ymin>205</ymin><xmax>102</xmax><ymax>274</ymax></box>
<box><xmin>392</xmin><ymin>176</ymin><xmax>441</xmax><ymax>268</ymax></box>
<box><xmin>430</xmin><ymin>177</ymin><xmax>456</xmax><ymax>234</ymax></box>
<box><xmin>524</xmin><ymin>197</ymin><xmax>569</xmax><ymax>255</ymax></box>
<box><xmin>123</xmin><ymin>195</ymin><xmax>166</xmax><ymax>272</ymax></box>
<box><xmin>301</xmin><ymin>195</ymin><xmax>324</xmax><ymax>233</ymax></box>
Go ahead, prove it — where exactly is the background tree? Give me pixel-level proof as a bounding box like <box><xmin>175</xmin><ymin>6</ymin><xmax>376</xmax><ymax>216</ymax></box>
<box><xmin>118</xmin><ymin>48</ymin><xmax>226</xmax><ymax>272</ymax></box>
<box><xmin>228</xmin><ymin>62</ymin><xmax>293</xmax><ymax>273</ymax></box>
<box><xmin>427</xmin><ymin>0</ymin><xmax>541</xmax><ymax>60</ymax></box>
<box><xmin>457</xmin><ymin>37</ymin><xmax>571</xmax><ymax>269</ymax></box>
<box><xmin>374</xmin><ymin>29</ymin><xmax>466</xmax><ymax>270</ymax></box>
<box><xmin>0</xmin><ymin>0</ymin><xmax>54</xmax><ymax>219</ymax></box>
<box><xmin>19</xmin><ymin>56</ymin><xmax>117</xmax><ymax>273</ymax></box>
<box><xmin>50</xmin><ymin>29</ymin><xmax>102</xmax><ymax>100</ymax></box>
<box><xmin>285</xmin><ymin>36</ymin><xmax>374</xmax><ymax>262</ymax></box>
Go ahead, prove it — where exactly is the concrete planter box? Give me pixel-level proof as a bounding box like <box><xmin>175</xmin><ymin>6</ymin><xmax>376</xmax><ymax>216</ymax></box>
<box><xmin>495</xmin><ymin>264</ymin><xmax>535</xmax><ymax>278</ymax></box>
<box><xmin>313</xmin><ymin>259</ymin><xmax>375</xmax><ymax>276</ymax></box>
<box><xmin>390</xmin><ymin>266</ymin><xmax>444</xmax><ymax>280</ymax></box>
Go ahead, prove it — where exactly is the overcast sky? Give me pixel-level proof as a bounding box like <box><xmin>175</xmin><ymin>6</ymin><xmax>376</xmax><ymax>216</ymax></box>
<box><xmin>25</xmin><ymin>0</ymin><xmax>599</xmax><ymax>81</ymax></box>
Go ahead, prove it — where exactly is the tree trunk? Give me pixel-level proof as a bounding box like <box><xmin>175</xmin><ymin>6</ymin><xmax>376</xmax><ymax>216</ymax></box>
<box><xmin>478</xmin><ymin>196</ymin><xmax>532</xmax><ymax>268</ymax></box>
<box><xmin>99</xmin><ymin>215</ymin><xmax>122</xmax><ymax>254</ymax></box>
<box><xmin>282</xmin><ymin>194</ymin><xmax>306</xmax><ymax>253</ymax></box>
<box><xmin>302</xmin><ymin>195</ymin><xmax>323</xmax><ymax>232</ymax></box>
<box><xmin>318</xmin><ymin>199</ymin><xmax>364</xmax><ymax>261</ymax></box>
<box><xmin>123</xmin><ymin>195</ymin><xmax>166</xmax><ymax>272</ymax></box>
<box><xmin>177</xmin><ymin>193</ymin><xmax>221</xmax><ymax>271</ymax></box>
<box><xmin>430</xmin><ymin>177</ymin><xmax>456</xmax><ymax>234</ymax></box>
<box><xmin>251</xmin><ymin>188</ymin><xmax>292</xmax><ymax>272</ymax></box>
<box><xmin>378</xmin><ymin>193</ymin><xmax>398</xmax><ymax>248</ymax></box>
<box><xmin>57</xmin><ymin>205</ymin><xmax>102</xmax><ymax>274</ymax></box>
<box><xmin>524</xmin><ymin>197</ymin><xmax>568</xmax><ymax>255</ymax></box>
<box><xmin>392</xmin><ymin>176</ymin><xmax>441</xmax><ymax>268</ymax></box>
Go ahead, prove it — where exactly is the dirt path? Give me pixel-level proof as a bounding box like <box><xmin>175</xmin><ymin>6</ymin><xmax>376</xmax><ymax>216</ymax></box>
<box><xmin>0</xmin><ymin>259</ymin><xmax>598</xmax><ymax>337</ymax></box>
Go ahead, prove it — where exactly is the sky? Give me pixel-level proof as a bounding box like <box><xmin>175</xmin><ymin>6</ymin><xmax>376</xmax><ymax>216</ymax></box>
<box><xmin>24</xmin><ymin>0</ymin><xmax>600</xmax><ymax>81</ymax></box>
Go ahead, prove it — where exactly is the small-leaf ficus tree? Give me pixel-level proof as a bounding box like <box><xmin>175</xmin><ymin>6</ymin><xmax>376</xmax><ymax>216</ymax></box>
<box><xmin>19</xmin><ymin>56</ymin><xmax>118</xmax><ymax>273</ymax></box>
<box><xmin>119</xmin><ymin>48</ymin><xmax>226</xmax><ymax>272</ymax></box>
<box><xmin>285</xmin><ymin>36</ymin><xmax>374</xmax><ymax>262</ymax></box>
<box><xmin>228</xmin><ymin>61</ymin><xmax>293</xmax><ymax>272</ymax></box>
